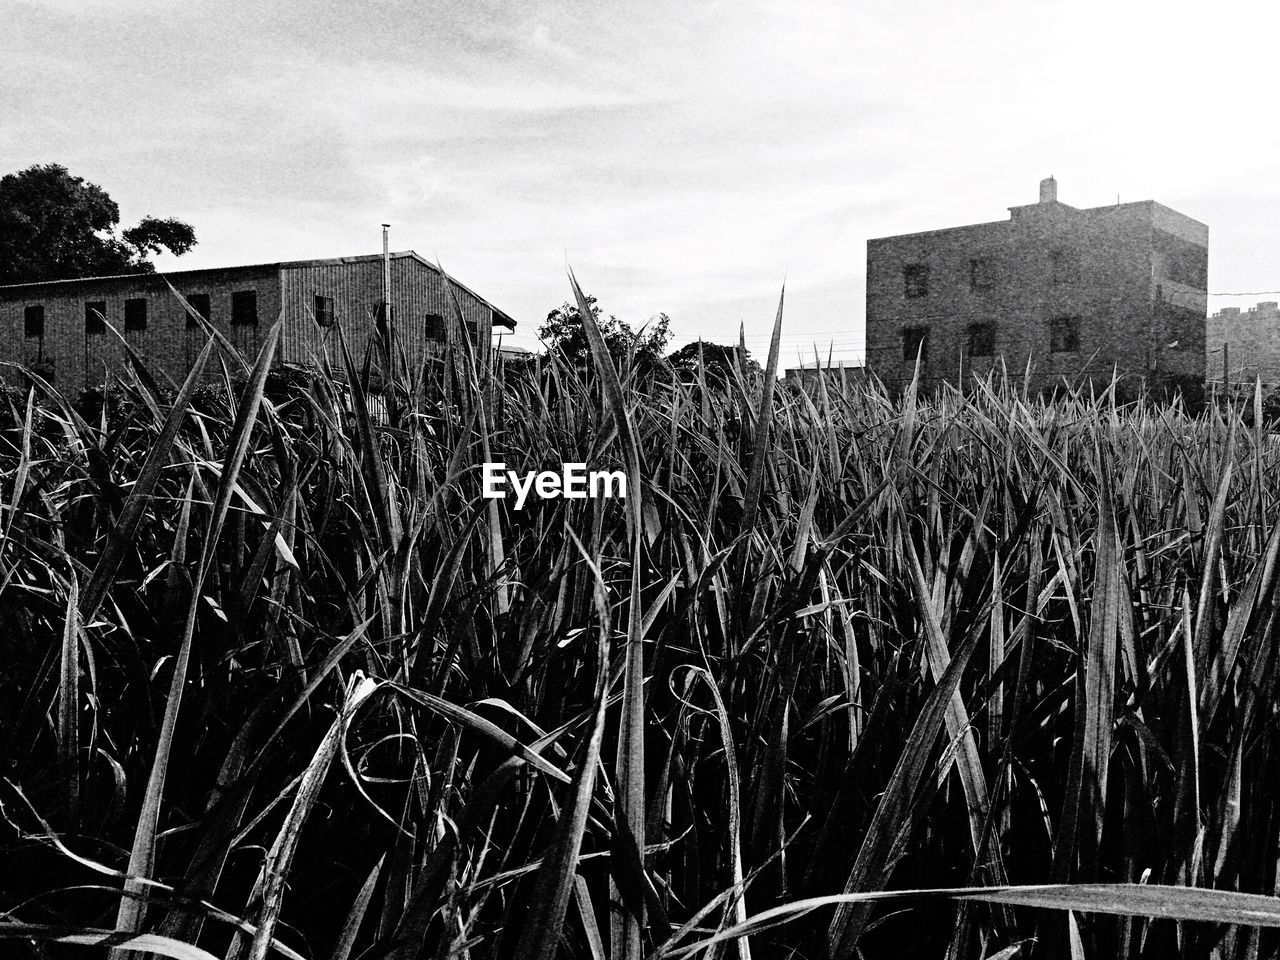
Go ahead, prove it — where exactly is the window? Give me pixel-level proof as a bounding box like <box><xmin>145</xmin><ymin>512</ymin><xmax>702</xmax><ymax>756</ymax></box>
<box><xmin>186</xmin><ymin>293</ymin><xmax>210</xmax><ymax>329</ymax></box>
<box><xmin>1050</xmin><ymin>316</ymin><xmax>1080</xmax><ymax>353</ymax></box>
<box><xmin>124</xmin><ymin>298</ymin><xmax>147</xmax><ymax>331</ymax></box>
<box><xmin>902</xmin><ymin>326</ymin><xmax>929</xmax><ymax>363</ymax></box>
<box><xmin>424</xmin><ymin>312</ymin><xmax>445</xmax><ymax>340</ymax></box>
<box><xmin>85</xmin><ymin>301</ymin><xmax>106</xmax><ymax>335</ymax></box>
<box><xmin>314</xmin><ymin>294</ymin><xmax>334</xmax><ymax>328</ymax></box>
<box><xmin>375</xmin><ymin>300</ymin><xmax>393</xmax><ymax>329</ymax></box>
<box><xmin>903</xmin><ymin>263</ymin><xmax>929</xmax><ymax>298</ymax></box>
<box><xmin>24</xmin><ymin>304</ymin><xmax>44</xmax><ymax>338</ymax></box>
<box><xmin>1050</xmin><ymin>248</ymin><xmax>1079</xmax><ymax>284</ymax></box>
<box><xmin>231</xmin><ymin>290</ymin><xmax>258</xmax><ymax>326</ymax></box>
<box><xmin>967</xmin><ymin>322</ymin><xmax>995</xmax><ymax>356</ymax></box>
<box><xmin>969</xmin><ymin>258</ymin><xmax>995</xmax><ymax>291</ymax></box>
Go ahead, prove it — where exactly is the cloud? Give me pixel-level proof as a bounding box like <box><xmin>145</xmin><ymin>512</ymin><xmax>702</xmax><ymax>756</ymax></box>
<box><xmin>8</xmin><ymin>0</ymin><xmax>1280</xmax><ymax>362</ymax></box>
<box><xmin>13</xmin><ymin>0</ymin><xmax>179</xmax><ymax>12</ymax></box>
<box><xmin>528</xmin><ymin>22</ymin><xmax>579</xmax><ymax>63</ymax></box>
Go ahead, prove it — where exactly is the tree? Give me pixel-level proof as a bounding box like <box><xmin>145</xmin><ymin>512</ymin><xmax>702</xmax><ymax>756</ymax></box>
<box><xmin>667</xmin><ymin>340</ymin><xmax>758</xmax><ymax>382</ymax></box>
<box><xmin>0</xmin><ymin>164</ymin><xmax>196</xmax><ymax>285</ymax></box>
<box><xmin>538</xmin><ymin>295</ymin><xmax>670</xmax><ymax>372</ymax></box>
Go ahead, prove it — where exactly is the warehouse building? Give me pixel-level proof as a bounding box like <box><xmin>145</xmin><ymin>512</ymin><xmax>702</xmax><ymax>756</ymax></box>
<box><xmin>866</xmin><ymin>178</ymin><xmax>1208</xmax><ymax>399</ymax></box>
<box><xmin>0</xmin><ymin>251</ymin><xmax>516</xmax><ymax>391</ymax></box>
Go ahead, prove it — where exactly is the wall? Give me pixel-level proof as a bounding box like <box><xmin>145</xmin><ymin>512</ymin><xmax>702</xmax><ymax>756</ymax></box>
<box><xmin>866</xmin><ymin>197</ymin><xmax>1207</xmax><ymax>398</ymax></box>
<box><xmin>0</xmin><ymin>254</ymin><xmax>510</xmax><ymax>393</ymax></box>
<box><xmin>278</xmin><ymin>254</ymin><xmax>500</xmax><ymax>375</ymax></box>
<box><xmin>784</xmin><ymin>365</ymin><xmax>867</xmax><ymax>395</ymax></box>
<box><xmin>1207</xmin><ymin>302</ymin><xmax>1280</xmax><ymax>387</ymax></box>
<box><xmin>866</xmin><ymin>218</ymin><xmax>1011</xmax><ymax>390</ymax></box>
<box><xmin>0</xmin><ymin>266</ymin><xmax>281</xmax><ymax>392</ymax></box>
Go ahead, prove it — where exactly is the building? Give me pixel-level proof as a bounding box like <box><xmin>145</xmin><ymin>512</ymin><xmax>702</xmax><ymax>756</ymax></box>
<box><xmin>496</xmin><ymin>343</ymin><xmax>532</xmax><ymax>362</ymax></box>
<box><xmin>0</xmin><ymin>251</ymin><xmax>516</xmax><ymax>392</ymax></box>
<box><xmin>1207</xmin><ymin>302</ymin><xmax>1280</xmax><ymax>389</ymax></box>
<box><xmin>866</xmin><ymin>178</ymin><xmax>1208</xmax><ymax>398</ymax></box>
<box><xmin>784</xmin><ymin>360</ymin><xmax>866</xmax><ymax>394</ymax></box>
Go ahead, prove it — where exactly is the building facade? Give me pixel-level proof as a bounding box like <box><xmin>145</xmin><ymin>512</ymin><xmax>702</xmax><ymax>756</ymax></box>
<box><xmin>866</xmin><ymin>178</ymin><xmax>1208</xmax><ymax>398</ymax></box>
<box><xmin>1207</xmin><ymin>302</ymin><xmax>1280</xmax><ymax>389</ymax></box>
<box><xmin>0</xmin><ymin>251</ymin><xmax>516</xmax><ymax>392</ymax></box>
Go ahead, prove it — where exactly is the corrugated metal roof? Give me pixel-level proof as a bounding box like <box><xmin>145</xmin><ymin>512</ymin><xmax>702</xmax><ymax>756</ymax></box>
<box><xmin>0</xmin><ymin>250</ymin><xmax>517</xmax><ymax>329</ymax></box>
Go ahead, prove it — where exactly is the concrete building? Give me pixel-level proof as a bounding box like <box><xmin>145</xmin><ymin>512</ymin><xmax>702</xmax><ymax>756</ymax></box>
<box><xmin>1207</xmin><ymin>302</ymin><xmax>1280</xmax><ymax>388</ymax></box>
<box><xmin>866</xmin><ymin>178</ymin><xmax>1208</xmax><ymax>398</ymax></box>
<box><xmin>0</xmin><ymin>251</ymin><xmax>516</xmax><ymax>392</ymax></box>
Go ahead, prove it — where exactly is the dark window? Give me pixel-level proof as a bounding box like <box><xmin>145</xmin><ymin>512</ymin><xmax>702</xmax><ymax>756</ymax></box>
<box><xmin>967</xmin><ymin>322</ymin><xmax>996</xmax><ymax>356</ymax></box>
<box><xmin>186</xmin><ymin>293</ymin><xmax>210</xmax><ymax>329</ymax></box>
<box><xmin>902</xmin><ymin>326</ymin><xmax>929</xmax><ymax>363</ymax></box>
<box><xmin>903</xmin><ymin>263</ymin><xmax>929</xmax><ymax>298</ymax></box>
<box><xmin>375</xmin><ymin>300</ymin><xmax>392</xmax><ymax>328</ymax></box>
<box><xmin>969</xmin><ymin>258</ymin><xmax>995</xmax><ymax>291</ymax></box>
<box><xmin>231</xmin><ymin>290</ymin><xmax>258</xmax><ymax>326</ymax></box>
<box><xmin>85</xmin><ymin>301</ymin><xmax>106</xmax><ymax>334</ymax></box>
<box><xmin>314</xmin><ymin>294</ymin><xmax>334</xmax><ymax>328</ymax></box>
<box><xmin>24</xmin><ymin>304</ymin><xmax>44</xmax><ymax>338</ymax></box>
<box><xmin>1050</xmin><ymin>248</ymin><xmax>1079</xmax><ymax>284</ymax></box>
<box><xmin>124</xmin><ymin>298</ymin><xmax>147</xmax><ymax>331</ymax></box>
<box><xmin>424</xmin><ymin>313</ymin><xmax>445</xmax><ymax>340</ymax></box>
<box><xmin>1050</xmin><ymin>316</ymin><xmax>1080</xmax><ymax>353</ymax></box>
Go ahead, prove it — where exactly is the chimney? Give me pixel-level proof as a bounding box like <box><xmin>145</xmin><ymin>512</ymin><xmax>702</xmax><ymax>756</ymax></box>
<box><xmin>1039</xmin><ymin>176</ymin><xmax>1057</xmax><ymax>203</ymax></box>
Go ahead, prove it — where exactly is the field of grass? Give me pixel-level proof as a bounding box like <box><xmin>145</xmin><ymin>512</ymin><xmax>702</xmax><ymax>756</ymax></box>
<box><xmin>4</xmin><ymin>285</ymin><xmax>1280</xmax><ymax>960</ymax></box>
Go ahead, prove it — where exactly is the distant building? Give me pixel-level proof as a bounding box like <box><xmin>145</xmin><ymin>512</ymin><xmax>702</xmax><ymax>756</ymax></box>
<box><xmin>784</xmin><ymin>361</ymin><xmax>866</xmax><ymax>393</ymax></box>
<box><xmin>496</xmin><ymin>343</ymin><xmax>532</xmax><ymax>361</ymax></box>
<box><xmin>0</xmin><ymin>251</ymin><xmax>516</xmax><ymax>392</ymax></box>
<box><xmin>1207</xmin><ymin>302</ymin><xmax>1280</xmax><ymax>388</ymax></box>
<box><xmin>866</xmin><ymin>178</ymin><xmax>1208</xmax><ymax>398</ymax></box>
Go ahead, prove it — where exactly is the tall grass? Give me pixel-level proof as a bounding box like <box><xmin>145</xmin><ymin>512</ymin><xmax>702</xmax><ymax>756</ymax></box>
<box><xmin>3</xmin><ymin>287</ymin><xmax>1280</xmax><ymax>960</ymax></box>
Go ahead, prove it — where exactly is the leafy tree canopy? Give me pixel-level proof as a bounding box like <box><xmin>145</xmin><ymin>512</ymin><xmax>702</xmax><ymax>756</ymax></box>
<box><xmin>666</xmin><ymin>340</ymin><xmax>758</xmax><ymax>381</ymax></box>
<box><xmin>0</xmin><ymin>163</ymin><xmax>196</xmax><ymax>285</ymax></box>
<box><xmin>538</xmin><ymin>295</ymin><xmax>671</xmax><ymax>372</ymax></box>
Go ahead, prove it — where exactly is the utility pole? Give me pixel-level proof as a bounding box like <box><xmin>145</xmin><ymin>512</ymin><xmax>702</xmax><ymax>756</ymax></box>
<box><xmin>381</xmin><ymin>223</ymin><xmax>392</xmax><ymax>329</ymax></box>
<box><xmin>382</xmin><ymin>224</ymin><xmax>394</xmax><ymax>380</ymax></box>
<box><xmin>1223</xmin><ymin>341</ymin><xmax>1230</xmax><ymax>397</ymax></box>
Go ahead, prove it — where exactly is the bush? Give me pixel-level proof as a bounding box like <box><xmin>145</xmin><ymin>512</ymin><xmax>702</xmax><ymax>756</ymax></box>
<box><xmin>2</xmin><ymin>326</ymin><xmax>1278</xmax><ymax>959</ymax></box>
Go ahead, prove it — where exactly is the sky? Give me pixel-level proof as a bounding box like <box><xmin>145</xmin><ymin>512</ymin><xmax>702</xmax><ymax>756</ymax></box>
<box><xmin>4</xmin><ymin>0</ymin><xmax>1280</xmax><ymax>366</ymax></box>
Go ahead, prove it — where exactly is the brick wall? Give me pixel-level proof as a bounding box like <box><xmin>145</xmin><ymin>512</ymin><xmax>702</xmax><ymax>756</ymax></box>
<box><xmin>279</xmin><ymin>255</ymin><xmax>498</xmax><ymax>373</ymax></box>
<box><xmin>0</xmin><ymin>253</ymin><xmax>511</xmax><ymax>394</ymax></box>
<box><xmin>0</xmin><ymin>266</ymin><xmax>280</xmax><ymax>392</ymax></box>
<box><xmin>867</xmin><ymin>195</ymin><xmax>1207</xmax><ymax>397</ymax></box>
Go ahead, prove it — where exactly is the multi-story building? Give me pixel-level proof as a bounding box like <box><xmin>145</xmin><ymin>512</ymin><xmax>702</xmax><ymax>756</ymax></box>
<box><xmin>1207</xmin><ymin>302</ymin><xmax>1280</xmax><ymax>388</ymax></box>
<box><xmin>0</xmin><ymin>251</ymin><xmax>516</xmax><ymax>392</ymax></box>
<box><xmin>866</xmin><ymin>178</ymin><xmax>1208</xmax><ymax>398</ymax></box>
